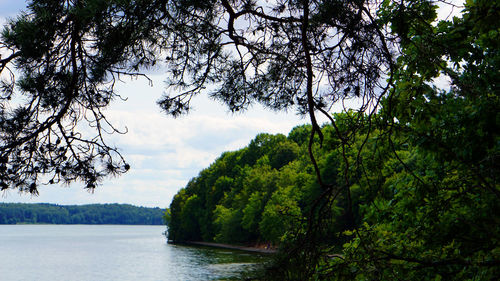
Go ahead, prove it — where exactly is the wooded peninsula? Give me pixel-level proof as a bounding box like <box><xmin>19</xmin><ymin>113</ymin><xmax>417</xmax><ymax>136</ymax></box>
<box><xmin>167</xmin><ymin>111</ymin><xmax>499</xmax><ymax>279</ymax></box>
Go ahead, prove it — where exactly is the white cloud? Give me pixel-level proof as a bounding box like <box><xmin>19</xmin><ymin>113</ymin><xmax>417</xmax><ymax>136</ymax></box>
<box><xmin>2</xmin><ymin>73</ymin><xmax>305</xmax><ymax>207</ymax></box>
<box><xmin>436</xmin><ymin>1</ymin><xmax>465</xmax><ymax>21</ymax></box>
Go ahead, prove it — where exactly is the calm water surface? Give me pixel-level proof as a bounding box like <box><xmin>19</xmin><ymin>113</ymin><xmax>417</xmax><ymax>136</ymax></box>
<box><xmin>0</xmin><ymin>225</ymin><xmax>269</xmax><ymax>281</ymax></box>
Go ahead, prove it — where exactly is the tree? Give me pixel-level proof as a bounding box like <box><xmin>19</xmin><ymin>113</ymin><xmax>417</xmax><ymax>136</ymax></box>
<box><xmin>260</xmin><ymin>185</ymin><xmax>303</xmax><ymax>244</ymax></box>
<box><xmin>1</xmin><ymin>0</ymin><xmax>392</xmax><ymax>194</ymax></box>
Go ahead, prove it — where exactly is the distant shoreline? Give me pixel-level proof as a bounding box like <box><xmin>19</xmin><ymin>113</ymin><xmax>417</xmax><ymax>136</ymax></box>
<box><xmin>5</xmin><ymin>223</ymin><xmax>166</xmax><ymax>226</ymax></box>
<box><xmin>170</xmin><ymin>240</ymin><xmax>277</xmax><ymax>254</ymax></box>
<box><xmin>0</xmin><ymin>203</ymin><xmax>165</xmax><ymax>225</ymax></box>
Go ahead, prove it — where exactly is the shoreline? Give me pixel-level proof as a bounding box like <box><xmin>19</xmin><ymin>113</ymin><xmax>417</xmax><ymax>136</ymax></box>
<box><xmin>3</xmin><ymin>223</ymin><xmax>165</xmax><ymax>226</ymax></box>
<box><xmin>170</xmin><ymin>240</ymin><xmax>277</xmax><ymax>254</ymax></box>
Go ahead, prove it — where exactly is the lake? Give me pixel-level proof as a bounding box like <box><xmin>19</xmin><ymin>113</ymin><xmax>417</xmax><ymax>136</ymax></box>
<box><xmin>0</xmin><ymin>225</ymin><xmax>269</xmax><ymax>280</ymax></box>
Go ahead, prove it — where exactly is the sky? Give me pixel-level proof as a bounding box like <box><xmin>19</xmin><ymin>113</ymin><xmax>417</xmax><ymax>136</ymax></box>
<box><xmin>0</xmin><ymin>1</ymin><xmax>464</xmax><ymax>208</ymax></box>
<box><xmin>0</xmin><ymin>1</ymin><xmax>307</xmax><ymax>208</ymax></box>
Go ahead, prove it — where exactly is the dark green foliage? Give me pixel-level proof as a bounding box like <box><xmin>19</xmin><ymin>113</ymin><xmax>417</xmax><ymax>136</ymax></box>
<box><xmin>0</xmin><ymin>0</ymin><xmax>165</xmax><ymax>192</ymax></box>
<box><xmin>169</xmin><ymin>109</ymin><xmax>500</xmax><ymax>280</ymax></box>
<box><xmin>0</xmin><ymin>203</ymin><xmax>165</xmax><ymax>225</ymax></box>
<box><xmin>323</xmin><ymin>1</ymin><xmax>500</xmax><ymax>280</ymax></box>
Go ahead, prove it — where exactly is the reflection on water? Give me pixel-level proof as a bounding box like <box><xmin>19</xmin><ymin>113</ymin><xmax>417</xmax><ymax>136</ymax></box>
<box><xmin>0</xmin><ymin>225</ymin><xmax>270</xmax><ymax>281</ymax></box>
<box><xmin>166</xmin><ymin>244</ymin><xmax>270</xmax><ymax>280</ymax></box>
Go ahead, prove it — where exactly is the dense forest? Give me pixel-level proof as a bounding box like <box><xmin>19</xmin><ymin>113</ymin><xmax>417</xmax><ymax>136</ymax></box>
<box><xmin>168</xmin><ymin>110</ymin><xmax>499</xmax><ymax>279</ymax></box>
<box><xmin>0</xmin><ymin>203</ymin><xmax>165</xmax><ymax>225</ymax></box>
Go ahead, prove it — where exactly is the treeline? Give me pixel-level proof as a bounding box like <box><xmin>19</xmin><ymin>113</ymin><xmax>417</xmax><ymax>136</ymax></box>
<box><xmin>0</xmin><ymin>203</ymin><xmax>165</xmax><ymax>225</ymax></box>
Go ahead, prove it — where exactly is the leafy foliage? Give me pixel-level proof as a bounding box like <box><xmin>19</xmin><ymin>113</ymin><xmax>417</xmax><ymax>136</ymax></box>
<box><xmin>169</xmin><ymin>108</ymin><xmax>499</xmax><ymax>280</ymax></box>
<box><xmin>322</xmin><ymin>1</ymin><xmax>500</xmax><ymax>279</ymax></box>
<box><xmin>167</xmin><ymin>131</ymin><xmax>310</xmax><ymax>244</ymax></box>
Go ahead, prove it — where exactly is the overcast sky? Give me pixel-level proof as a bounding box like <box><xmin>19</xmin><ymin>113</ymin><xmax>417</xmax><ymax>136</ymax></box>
<box><xmin>0</xmin><ymin>1</ymin><xmax>307</xmax><ymax>208</ymax></box>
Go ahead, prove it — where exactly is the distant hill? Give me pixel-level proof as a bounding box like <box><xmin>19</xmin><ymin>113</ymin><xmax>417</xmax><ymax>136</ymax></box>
<box><xmin>0</xmin><ymin>203</ymin><xmax>166</xmax><ymax>225</ymax></box>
